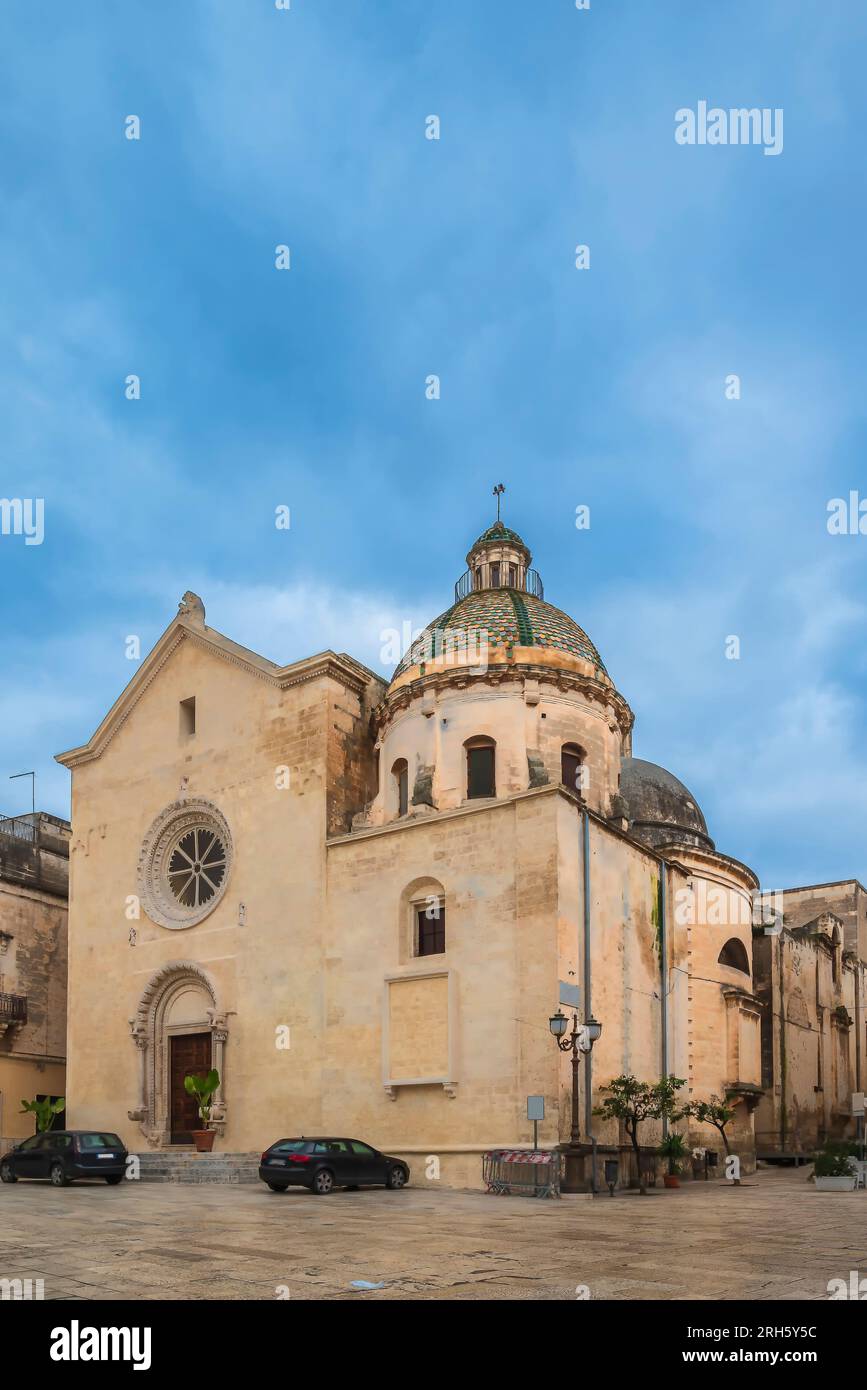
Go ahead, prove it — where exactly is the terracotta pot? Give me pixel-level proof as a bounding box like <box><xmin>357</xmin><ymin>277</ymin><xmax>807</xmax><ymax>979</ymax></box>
<box><xmin>663</xmin><ymin>1173</ymin><xmax>680</xmax><ymax>1189</ymax></box>
<box><xmin>192</xmin><ymin>1130</ymin><xmax>215</xmax><ymax>1153</ymax></box>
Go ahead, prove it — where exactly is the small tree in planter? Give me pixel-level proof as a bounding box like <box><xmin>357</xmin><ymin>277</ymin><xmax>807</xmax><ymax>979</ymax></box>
<box><xmin>814</xmin><ymin>1143</ymin><xmax>857</xmax><ymax>1192</ymax></box>
<box><xmin>19</xmin><ymin>1097</ymin><xmax>65</xmax><ymax>1134</ymax></box>
<box><xmin>658</xmin><ymin>1132</ymin><xmax>689</xmax><ymax>1188</ymax></box>
<box><xmin>683</xmin><ymin>1094</ymin><xmax>739</xmax><ymax>1181</ymax></box>
<box><xmin>594</xmin><ymin>1075</ymin><xmax>686</xmax><ymax>1194</ymax></box>
<box><xmin>184</xmin><ymin>1070</ymin><xmax>220</xmax><ymax>1152</ymax></box>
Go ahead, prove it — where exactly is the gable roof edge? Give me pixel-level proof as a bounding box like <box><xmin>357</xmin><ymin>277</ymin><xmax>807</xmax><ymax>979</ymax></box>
<box><xmin>56</xmin><ymin>613</ymin><xmax>386</xmax><ymax>770</ymax></box>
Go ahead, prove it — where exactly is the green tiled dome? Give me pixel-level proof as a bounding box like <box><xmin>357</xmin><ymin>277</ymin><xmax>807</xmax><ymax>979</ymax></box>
<box><xmin>392</xmin><ymin>588</ymin><xmax>606</xmax><ymax>681</ymax></box>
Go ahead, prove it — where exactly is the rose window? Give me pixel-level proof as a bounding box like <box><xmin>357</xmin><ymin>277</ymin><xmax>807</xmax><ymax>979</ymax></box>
<box><xmin>138</xmin><ymin>800</ymin><xmax>233</xmax><ymax>930</ymax></box>
<box><xmin>167</xmin><ymin>827</ymin><xmax>227</xmax><ymax>909</ymax></box>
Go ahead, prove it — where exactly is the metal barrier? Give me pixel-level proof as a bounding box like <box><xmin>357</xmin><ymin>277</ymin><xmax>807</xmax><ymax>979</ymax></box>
<box><xmin>0</xmin><ymin>815</ymin><xmax>36</xmax><ymax>844</ymax></box>
<box><xmin>482</xmin><ymin>1149</ymin><xmax>562</xmax><ymax>1198</ymax></box>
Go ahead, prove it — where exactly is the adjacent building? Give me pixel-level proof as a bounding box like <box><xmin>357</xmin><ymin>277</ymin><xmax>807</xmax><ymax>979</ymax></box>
<box><xmin>754</xmin><ymin>880</ymin><xmax>867</xmax><ymax>1158</ymax></box>
<box><xmin>0</xmin><ymin>812</ymin><xmax>69</xmax><ymax>1152</ymax></box>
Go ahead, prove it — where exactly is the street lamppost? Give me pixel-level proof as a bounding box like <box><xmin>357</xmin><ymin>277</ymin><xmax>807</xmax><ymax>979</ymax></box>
<box><xmin>549</xmin><ymin>1009</ymin><xmax>602</xmax><ymax>1192</ymax></box>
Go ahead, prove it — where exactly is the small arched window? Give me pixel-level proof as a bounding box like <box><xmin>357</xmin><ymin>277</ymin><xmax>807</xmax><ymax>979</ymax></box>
<box><xmin>465</xmin><ymin>737</ymin><xmax>496</xmax><ymax>799</ymax></box>
<box><xmin>392</xmin><ymin>759</ymin><xmax>408</xmax><ymax>817</ymax></box>
<box><xmin>401</xmin><ymin>876</ymin><xmax>446</xmax><ymax>963</ymax></box>
<box><xmin>561</xmin><ymin>743</ymin><xmax>585</xmax><ymax>795</ymax></box>
<box><xmin>718</xmin><ymin>938</ymin><xmax>750</xmax><ymax>973</ymax></box>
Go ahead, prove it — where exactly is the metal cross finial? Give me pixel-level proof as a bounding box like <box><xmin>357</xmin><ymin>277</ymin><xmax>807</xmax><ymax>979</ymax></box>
<box><xmin>492</xmin><ymin>482</ymin><xmax>505</xmax><ymax>521</ymax></box>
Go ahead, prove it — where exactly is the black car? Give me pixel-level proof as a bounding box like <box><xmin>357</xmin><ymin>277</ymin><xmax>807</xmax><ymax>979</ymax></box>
<box><xmin>259</xmin><ymin>1137</ymin><xmax>410</xmax><ymax>1195</ymax></box>
<box><xmin>0</xmin><ymin>1131</ymin><xmax>128</xmax><ymax>1187</ymax></box>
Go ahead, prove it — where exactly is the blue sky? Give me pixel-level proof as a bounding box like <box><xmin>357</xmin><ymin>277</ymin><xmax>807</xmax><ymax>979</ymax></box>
<box><xmin>2</xmin><ymin>0</ymin><xmax>866</xmax><ymax>890</ymax></box>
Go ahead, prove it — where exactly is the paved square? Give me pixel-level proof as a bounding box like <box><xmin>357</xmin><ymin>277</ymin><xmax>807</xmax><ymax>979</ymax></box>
<box><xmin>2</xmin><ymin>1167</ymin><xmax>863</xmax><ymax>1301</ymax></box>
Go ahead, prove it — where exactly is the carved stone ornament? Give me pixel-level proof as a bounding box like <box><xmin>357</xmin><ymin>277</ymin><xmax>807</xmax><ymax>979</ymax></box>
<box><xmin>127</xmin><ymin>961</ymin><xmax>229</xmax><ymax>1144</ymax></box>
<box><xmin>137</xmin><ymin>798</ymin><xmax>233</xmax><ymax>930</ymax></box>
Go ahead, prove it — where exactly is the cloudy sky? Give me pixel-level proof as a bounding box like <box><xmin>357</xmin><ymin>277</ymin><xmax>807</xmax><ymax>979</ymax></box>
<box><xmin>2</xmin><ymin>0</ymin><xmax>866</xmax><ymax>890</ymax></box>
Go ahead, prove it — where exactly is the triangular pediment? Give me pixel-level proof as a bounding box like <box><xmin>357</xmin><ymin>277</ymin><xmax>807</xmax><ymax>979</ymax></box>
<box><xmin>55</xmin><ymin>595</ymin><xmax>384</xmax><ymax>769</ymax></box>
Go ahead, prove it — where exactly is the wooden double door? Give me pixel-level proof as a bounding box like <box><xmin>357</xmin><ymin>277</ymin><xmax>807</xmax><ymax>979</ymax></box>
<box><xmin>169</xmin><ymin>1032</ymin><xmax>212</xmax><ymax>1144</ymax></box>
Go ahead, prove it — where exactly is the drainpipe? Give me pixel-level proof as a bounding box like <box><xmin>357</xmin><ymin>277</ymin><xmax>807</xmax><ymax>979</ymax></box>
<box><xmin>855</xmin><ymin>967</ymin><xmax>863</xmax><ymax>1155</ymax></box>
<box><xmin>582</xmin><ymin>809</ymin><xmax>597</xmax><ymax>1192</ymax></box>
<box><xmin>660</xmin><ymin>861</ymin><xmax>669</xmax><ymax>1138</ymax></box>
<box><xmin>778</xmin><ymin>933</ymin><xmax>787</xmax><ymax>1153</ymax></box>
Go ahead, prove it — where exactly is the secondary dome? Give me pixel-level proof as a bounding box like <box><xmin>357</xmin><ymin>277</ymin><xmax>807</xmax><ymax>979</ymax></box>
<box><xmin>619</xmin><ymin>757</ymin><xmax>713</xmax><ymax>852</ymax></box>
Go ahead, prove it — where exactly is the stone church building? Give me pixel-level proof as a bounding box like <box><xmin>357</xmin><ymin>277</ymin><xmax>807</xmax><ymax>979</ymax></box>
<box><xmin>56</xmin><ymin>519</ymin><xmax>867</xmax><ymax>1187</ymax></box>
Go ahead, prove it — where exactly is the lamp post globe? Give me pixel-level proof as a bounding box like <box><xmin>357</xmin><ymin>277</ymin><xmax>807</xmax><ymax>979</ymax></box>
<box><xmin>549</xmin><ymin>1010</ymin><xmax>568</xmax><ymax>1040</ymax></box>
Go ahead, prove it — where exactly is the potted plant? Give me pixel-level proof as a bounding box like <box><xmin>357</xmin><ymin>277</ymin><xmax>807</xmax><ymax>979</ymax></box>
<box><xmin>184</xmin><ymin>1069</ymin><xmax>220</xmax><ymax>1152</ymax></box>
<box><xmin>813</xmin><ymin>1143</ymin><xmax>857</xmax><ymax>1192</ymax></box>
<box><xmin>19</xmin><ymin>1097</ymin><xmax>65</xmax><ymax>1133</ymax></box>
<box><xmin>659</xmin><ymin>1132</ymin><xmax>688</xmax><ymax>1188</ymax></box>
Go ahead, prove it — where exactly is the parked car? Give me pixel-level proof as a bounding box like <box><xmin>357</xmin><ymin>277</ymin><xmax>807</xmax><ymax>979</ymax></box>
<box><xmin>0</xmin><ymin>1131</ymin><xmax>128</xmax><ymax>1187</ymax></box>
<box><xmin>259</xmin><ymin>1137</ymin><xmax>410</xmax><ymax>1195</ymax></box>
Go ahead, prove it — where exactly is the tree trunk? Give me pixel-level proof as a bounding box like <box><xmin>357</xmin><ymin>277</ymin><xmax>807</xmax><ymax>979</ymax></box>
<box><xmin>716</xmin><ymin>1124</ymin><xmax>740</xmax><ymax>1183</ymax></box>
<box><xmin>629</xmin><ymin>1122</ymin><xmax>645</xmax><ymax>1193</ymax></box>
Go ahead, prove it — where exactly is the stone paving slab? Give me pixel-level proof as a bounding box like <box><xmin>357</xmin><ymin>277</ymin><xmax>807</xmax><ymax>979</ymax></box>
<box><xmin>1</xmin><ymin>1166</ymin><xmax>864</xmax><ymax>1301</ymax></box>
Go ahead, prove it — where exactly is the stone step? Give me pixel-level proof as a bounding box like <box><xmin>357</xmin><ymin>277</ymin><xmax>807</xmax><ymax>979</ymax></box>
<box><xmin>136</xmin><ymin>1151</ymin><xmax>262</xmax><ymax>1184</ymax></box>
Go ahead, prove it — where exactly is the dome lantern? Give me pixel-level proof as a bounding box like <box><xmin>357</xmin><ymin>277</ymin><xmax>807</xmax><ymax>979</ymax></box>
<box><xmin>453</xmin><ymin>485</ymin><xmax>543</xmax><ymax>600</ymax></box>
<box><xmin>455</xmin><ymin>523</ymin><xmax>542</xmax><ymax>603</ymax></box>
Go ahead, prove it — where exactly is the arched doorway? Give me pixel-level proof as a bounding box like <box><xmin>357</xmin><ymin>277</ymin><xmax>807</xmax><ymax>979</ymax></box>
<box><xmin>128</xmin><ymin>962</ymin><xmax>228</xmax><ymax>1147</ymax></box>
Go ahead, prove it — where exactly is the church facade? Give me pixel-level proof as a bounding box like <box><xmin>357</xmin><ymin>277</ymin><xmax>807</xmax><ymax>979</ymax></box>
<box><xmin>56</xmin><ymin>520</ymin><xmax>867</xmax><ymax>1187</ymax></box>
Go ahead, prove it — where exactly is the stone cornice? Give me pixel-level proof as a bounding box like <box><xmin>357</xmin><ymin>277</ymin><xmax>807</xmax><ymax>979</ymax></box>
<box><xmin>375</xmin><ymin>662</ymin><xmax>634</xmax><ymax>738</ymax></box>
<box><xmin>327</xmin><ymin>783</ymin><xmax>686</xmax><ymax>880</ymax></box>
<box><xmin>661</xmin><ymin>844</ymin><xmax>760</xmax><ymax>895</ymax></box>
<box><xmin>722</xmin><ymin>986</ymin><xmax>764</xmax><ymax>1016</ymax></box>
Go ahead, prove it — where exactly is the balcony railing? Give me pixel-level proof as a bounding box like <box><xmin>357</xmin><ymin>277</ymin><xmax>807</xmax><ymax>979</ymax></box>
<box><xmin>0</xmin><ymin>992</ymin><xmax>27</xmax><ymax>1025</ymax></box>
<box><xmin>0</xmin><ymin>814</ymin><xmax>36</xmax><ymax>844</ymax></box>
<box><xmin>454</xmin><ymin>568</ymin><xmax>544</xmax><ymax>603</ymax></box>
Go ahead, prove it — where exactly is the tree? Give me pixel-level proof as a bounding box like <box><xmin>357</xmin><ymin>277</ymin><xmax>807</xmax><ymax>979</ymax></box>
<box><xmin>594</xmin><ymin>1075</ymin><xmax>686</xmax><ymax>1194</ymax></box>
<box><xmin>683</xmin><ymin>1094</ymin><xmax>737</xmax><ymax>1155</ymax></box>
<box><xmin>20</xmin><ymin>1097</ymin><xmax>65</xmax><ymax>1134</ymax></box>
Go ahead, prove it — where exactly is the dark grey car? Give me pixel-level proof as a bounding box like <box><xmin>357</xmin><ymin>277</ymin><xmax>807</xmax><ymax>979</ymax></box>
<box><xmin>0</xmin><ymin>1130</ymin><xmax>128</xmax><ymax>1186</ymax></box>
<box><xmin>259</xmin><ymin>1137</ymin><xmax>410</xmax><ymax>1195</ymax></box>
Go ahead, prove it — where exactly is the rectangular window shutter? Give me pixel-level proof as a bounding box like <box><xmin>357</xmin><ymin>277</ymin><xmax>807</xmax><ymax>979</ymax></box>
<box><xmin>468</xmin><ymin>746</ymin><xmax>495</xmax><ymax>798</ymax></box>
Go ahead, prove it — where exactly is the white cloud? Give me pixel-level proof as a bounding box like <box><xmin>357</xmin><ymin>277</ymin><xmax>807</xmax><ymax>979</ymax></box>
<box><xmin>197</xmin><ymin>577</ymin><xmax>440</xmax><ymax>678</ymax></box>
